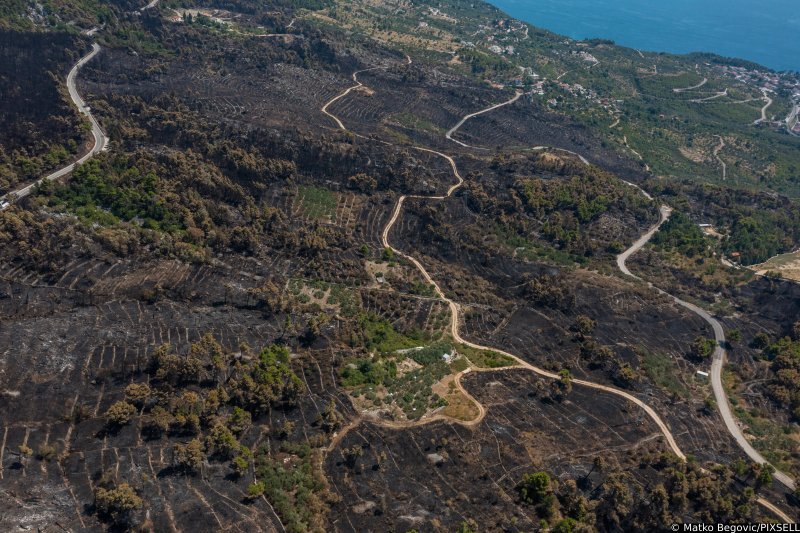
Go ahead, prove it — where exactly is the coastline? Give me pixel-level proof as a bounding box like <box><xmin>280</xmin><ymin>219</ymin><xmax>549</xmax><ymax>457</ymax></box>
<box><xmin>485</xmin><ymin>0</ymin><xmax>798</xmax><ymax>73</ymax></box>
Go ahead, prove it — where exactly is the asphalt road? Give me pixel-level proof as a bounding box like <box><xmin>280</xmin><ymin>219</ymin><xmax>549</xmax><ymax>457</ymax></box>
<box><xmin>1</xmin><ymin>43</ymin><xmax>107</xmax><ymax>209</ymax></box>
<box><xmin>616</xmin><ymin>204</ymin><xmax>797</xmax><ymax>492</ymax></box>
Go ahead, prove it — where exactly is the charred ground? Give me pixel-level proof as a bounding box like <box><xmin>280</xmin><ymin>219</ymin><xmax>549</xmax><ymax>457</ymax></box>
<box><xmin>0</xmin><ymin>0</ymin><xmax>799</xmax><ymax>531</ymax></box>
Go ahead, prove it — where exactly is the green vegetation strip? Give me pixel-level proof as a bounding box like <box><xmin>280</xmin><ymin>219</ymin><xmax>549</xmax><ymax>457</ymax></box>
<box><xmin>456</xmin><ymin>343</ymin><xmax>518</xmax><ymax>368</ymax></box>
<box><xmin>342</xmin><ymin>342</ymin><xmax>454</xmax><ymax>420</ymax></box>
<box><xmin>298</xmin><ymin>185</ymin><xmax>337</xmax><ymax>220</ymax></box>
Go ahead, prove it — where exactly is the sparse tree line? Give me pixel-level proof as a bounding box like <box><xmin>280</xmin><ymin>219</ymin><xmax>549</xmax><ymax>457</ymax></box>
<box><xmin>515</xmin><ymin>452</ymin><xmax>779</xmax><ymax>531</ymax></box>
<box><xmin>753</xmin><ymin>326</ymin><xmax>800</xmax><ymax>422</ymax></box>
<box><xmin>650</xmin><ymin>178</ymin><xmax>800</xmax><ymax>265</ymax></box>
<box><xmin>462</xmin><ymin>154</ymin><xmax>656</xmax><ymax>264</ymax></box>
<box><xmin>90</xmin><ymin>333</ymin><xmax>341</xmax><ymax>531</ymax></box>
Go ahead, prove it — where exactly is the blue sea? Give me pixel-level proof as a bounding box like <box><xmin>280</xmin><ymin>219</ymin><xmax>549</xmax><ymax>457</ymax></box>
<box><xmin>487</xmin><ymin>0</ymin><xmax>800</xmax><ymax>72</ymax></box>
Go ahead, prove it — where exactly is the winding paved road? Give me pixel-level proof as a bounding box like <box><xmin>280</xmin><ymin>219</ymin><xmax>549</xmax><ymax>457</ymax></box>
<box><xmin>1</xmin><ymin>43</ymin><xmax>108</xmax><ymax>210</ymax></box>
<box><xmin>616</xmin><ymin>201</ymin><xmax>797</xmax><ymax>493</ymax></box>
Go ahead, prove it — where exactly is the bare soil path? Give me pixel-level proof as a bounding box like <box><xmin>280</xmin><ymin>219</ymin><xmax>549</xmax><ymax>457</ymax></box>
<box><xmin>318</xmin><ymin>55</ymin><xmax>798</xmax><ymax>521</ymax></box>
<box><xmin>445</xmin><ymin>90</ymin><xmax>523</xmax><ymax>148</ymax></box>
<box><xmin>322</xmin><ymin>64</ymin><xmax>686</xmax><ymax>463</ymax></box>
<box><xmin>690</xmin><ymin>88</ymin><xmax>729</xmax><ymax>103</ymax></box>
<box><xmin>673</xmin><ymin>77</ymin><xmax>708</xmax><ymax>93</ymax></box>
<box><xmin>713</xmin><ymin>135</ymin><xmax>727</xmax><ymax>180</ymax></box>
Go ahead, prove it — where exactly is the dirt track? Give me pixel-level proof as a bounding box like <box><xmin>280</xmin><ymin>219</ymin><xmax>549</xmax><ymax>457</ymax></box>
<box><xmin>320</xmin><ymin>65</ymin><xmax>796</xmax><ymax>521</ymax></box>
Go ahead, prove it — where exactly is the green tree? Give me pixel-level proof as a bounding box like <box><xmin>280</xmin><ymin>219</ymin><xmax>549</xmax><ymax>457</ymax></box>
<box><xmin>36</xmin><ymin>443</ymin><xmax>57</xmax><ymax>462</ymax></box>
<box><xmin>573</xmin><ymin>315</ymin><xmax>596</xmax><ymax>337</ymax></box>
<box><xmin>206</xmin><ymin>424</ymin><xmax>239</xmax><ymax>460</ymax></box>
<box><xmin>342</xmin><ymin>445</ymin><xmax>363</xmax><ymax>468</ymax></box>
<box><xmin>751</xmin><ymin>332</ymin><xmax>770</xmax><ymax>350</ymax></box>
<box><xmin>18</xmin><ymin>444</ymin><xmax>32</xmax><ymax>468</ymax></box>
<box><xmin>756</xmin><ymin>463</ymin><xmax>775</xmax><ymax>488</ymax></box>
<box><xmin>143</xmin><ymin>406</ymin><xmax>172</xmax><ymax>439</ymax></box>
<box><xmin>246</xmin><ymin>481</ymin><xmax>265</xmax><ymax>499</ymax></box>
<box><xmin>173</xmin><ymin>439</ymin><xmax>205</xmax><ymax>474</ymax></box>
<box><xmin>94</xmin><ymin>483</ymin><xmax>143</xmax><ymax>526</ymax></box>
<box><xmin>318</xmin><ymin>399</ymin><xmax>343</xmax><ymax>433</ymax></box>
<box><xmin>227</xmin><ymin>345</ymin><xmax>302</xmax><ymax>415</ymax></box>
<box><xmin>553</xmin><ymin>518</ymin><xmax>578</xmax><ymax>533</ymax></box>
<box><xmin>105</xmin><ymin>401</ymin><xmax>137</xmax><ymax>426</ymax></box>
<box><xmin>519</xmin><ymin>471</ymin><xmax>551</xmax><ymax>504</ymax></box>
<box><xmin>557</xmin><ymin>369</ymin><xmax>573</xmax><ymax>396</ymax></box>
<box><xmin>231</xmin><ymin>454</ymin><xmax>250</xmax><ymax>478</ymax></box>
<box><xmin>228</xmin><ymin>406</ymin><xmax>252</xmax><ymax>435</ymax></box>
<box><xmin>690</xmin><ymin>337</ymin><xmax>716</xmax><ymax>359</ymax></box>
<box><xmin>124</xmin><ymin>382</ymin><xmax>151</xmax><ymax>408</ymax></box>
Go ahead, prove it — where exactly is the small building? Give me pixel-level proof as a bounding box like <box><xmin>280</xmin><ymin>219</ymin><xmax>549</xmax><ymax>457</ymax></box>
<box><xmin>696</xmin><ymin>370</ymin><xmax>709</xmax><ymax>379</ymax></box>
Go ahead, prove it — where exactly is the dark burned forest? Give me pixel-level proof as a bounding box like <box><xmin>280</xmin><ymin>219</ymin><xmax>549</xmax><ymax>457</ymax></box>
<box><xmin>0</xmin><ymin>0</ymin><xmax>799</xmax><ymax>531</ymax></box>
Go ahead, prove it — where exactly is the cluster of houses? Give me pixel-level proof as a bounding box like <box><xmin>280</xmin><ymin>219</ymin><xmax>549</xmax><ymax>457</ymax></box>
<box><xmin>719</xmin><ymin>64</ymin><xmax>800</xmax><ymax>134</ymax></box>
<box><xmin>469</xmin><ymin>17</ymin><xmax>530</xmax><ymax>57</ymax></box>
<box><xmin>488</xmin><ymin>44</ymin><xmax>515</xmax><ymax>55</ymax></box>
<box><xmin>571</xmin><ymin>50</ymin><xmax>599</xmax><ymax>66</ymax></box>
<box><xmin>719</xmin><ymin>64</ymin><xmax>784</xmax><ymax>93</ymax></box>
<box><xmin>543</xmin><ymin>80</ymin><xmax>620</xmax><ymax>114</ymax></box>
<box><xmin>167</xmin><ymin>8</ymin><xmax>233</xmax><ymax>26</ymax></box>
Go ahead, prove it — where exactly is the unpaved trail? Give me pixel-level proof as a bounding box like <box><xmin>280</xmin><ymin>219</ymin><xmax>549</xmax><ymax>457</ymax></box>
<box><xmin>321</xmin><ymin>61</ymin><xmax>796</xmax><ymax>520</ymax></box>
<box><xmin>713</xmin><ymin>135</ymin><xmax>727</xmax><ymax>180</ymax></box>
<box><xmin>673</xmin><ymin>77</ymin><xmax>708</xmax><ymax>93</ymax></box>
<box><xmin>622</xmin><ymin>135</ymin><xmax>650</xmax><ymax>172</ymax></box>
<box><xmin>445</xmin><ymin>90</ymin><xmax>523</xmax><ymax>148</ymax></box>
<box><xmin>322</xmin><ymin>65</ymin><xmax>686</xmax><ymax>462</ymax></box>
<box><xmin>528</xmin><ymin>146</ymin><xmax>590</xmax><ymax>166</ymax></box>
<box><xmin>754</xmin><ymin>89</ymin><xmax>773</xmax><ymax>124</ymax></box>
<box><xmin>320</xmin><ymin>67</ymin><xmax>383</xmax><ymax>130</ymax></box>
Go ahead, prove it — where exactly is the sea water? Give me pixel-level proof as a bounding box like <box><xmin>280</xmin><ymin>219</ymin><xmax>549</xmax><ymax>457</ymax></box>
<box><xmin>488</xmin><ymin>0</ymin><xmax>799</xmax><ymax>72</ymax></box>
